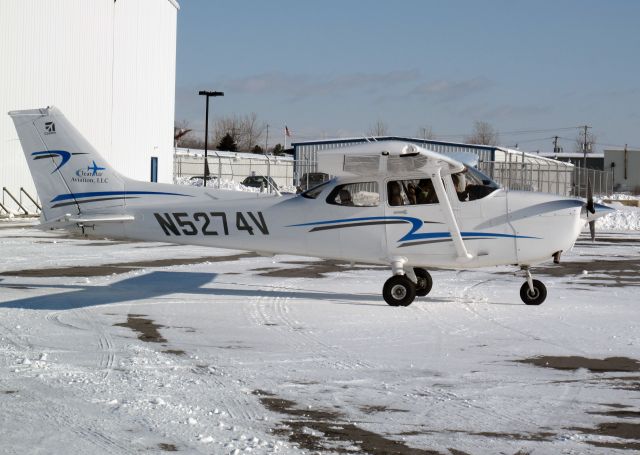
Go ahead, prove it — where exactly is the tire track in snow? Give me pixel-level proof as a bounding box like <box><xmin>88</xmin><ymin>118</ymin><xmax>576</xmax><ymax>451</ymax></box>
<box><xmin>45</xmin><ymin>311</ymin><xmax>87</xmax><ymax>332</ymax></box>
<box><xmin>43</xmin><ymin>307</ymin><xmax>117</xmax><ymax>380</ymax></box>
<box><xmin>245</xmin><ymin>277</ymin><xmax>377</xmax><ymax>371</ymax></box>
<box><xmin>456</xmin><ymin>273</ymin><xmax>588</xmax><ymax>355</ymax></box>
<box><xmin>41</xmin><ymin>403</ymin><xmax>136</xmax><ymax>454</ymax></box>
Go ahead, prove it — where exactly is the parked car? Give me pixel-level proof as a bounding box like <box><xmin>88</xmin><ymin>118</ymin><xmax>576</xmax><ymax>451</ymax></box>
<box><xmin>241</xmin><ymin>175</ymin><xmax>279</xmax><ymax>191</ymax></box>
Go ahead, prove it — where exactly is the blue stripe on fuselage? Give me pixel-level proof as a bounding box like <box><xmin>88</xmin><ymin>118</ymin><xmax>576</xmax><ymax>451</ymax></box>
<box><xmin>50</xmin><ymin>191</ymin><xmax>192</xmax><ymax>203</ymax></box>
<box><xmin>290</xmin><ymin>216</ymin><xmax>539</xmax><ymax>242</ymax></box>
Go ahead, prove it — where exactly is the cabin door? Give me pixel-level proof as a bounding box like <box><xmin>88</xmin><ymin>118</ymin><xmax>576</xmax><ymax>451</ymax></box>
<box><xmin>384</xmin><ymin>177</ymin><xmax>455</xmax><ymax>260</ymax></box>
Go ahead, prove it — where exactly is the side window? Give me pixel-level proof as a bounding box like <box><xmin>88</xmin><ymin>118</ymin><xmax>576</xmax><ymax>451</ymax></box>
<box><xmin>388</xmin><ymin>179</ymin><xmax>438</xmax><ymax>205</ymax></box>
<box><xmin>326</xmin><ymin>182</ymin><xmax>379</xmax><ymax>207</ymax></box>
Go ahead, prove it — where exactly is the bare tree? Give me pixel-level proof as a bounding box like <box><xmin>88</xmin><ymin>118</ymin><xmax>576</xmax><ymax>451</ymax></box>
<box><xmin>239</xmin><ymin>112</ymin><xmax>266</xmax><ymax>152</ymax></box>
<box><xmin>214</xmin><ymin>113</ymin><xmax>266</xmax><ymax>152</ymax></box>
<box><xmin>417</xmin><ymin>125</ymin><xmax>436</xmax><ymax>140</ymax></box>
<box><xmin>574</xmin><ymin>130</ymin><xmax>597</xmax><ymax>154</ymax></box>
<box><xmin>367</xmin><ymin>120</ymin><xmax>389</xmax><ymax>137</ymax></box>
<box><xmin>464</xmin><ymin>121</ymin><xmax>499</xmax><ymax>145</ymax></box>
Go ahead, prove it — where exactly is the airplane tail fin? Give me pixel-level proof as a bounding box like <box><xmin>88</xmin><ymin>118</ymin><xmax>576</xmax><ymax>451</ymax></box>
<box><xmin>9</xmin><ymin>107</ymin><xmax>128</xmax><ymax>221</ymax></box>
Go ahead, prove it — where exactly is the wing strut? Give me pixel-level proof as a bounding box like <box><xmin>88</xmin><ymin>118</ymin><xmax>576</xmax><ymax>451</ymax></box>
<box><xmin>431</xmin><ymin>168</ymin><xmax>473</xmax><ymax>262</ymax></box>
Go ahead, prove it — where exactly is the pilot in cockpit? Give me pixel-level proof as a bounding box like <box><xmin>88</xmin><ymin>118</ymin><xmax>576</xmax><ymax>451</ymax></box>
<box><xmin>451</xmin><ymin>173</ymin><xmax>469</xmax><ymax>201</ymax></box>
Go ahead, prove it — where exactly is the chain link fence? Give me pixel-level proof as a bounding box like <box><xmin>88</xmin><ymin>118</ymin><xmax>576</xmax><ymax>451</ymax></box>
<box><xmin>478</xmin><ymin>161</ymin><xmax>613</xmax><ymax>197</ymax></box>
<box><xmin>571</xmin><ymin>166</ymin><xmax>614</xmax><ymax>198</ymax></box>
<box><xmin>173</xmin><ymin>150</ymin><xmax>295</xmax><ymax>189</ymax></box>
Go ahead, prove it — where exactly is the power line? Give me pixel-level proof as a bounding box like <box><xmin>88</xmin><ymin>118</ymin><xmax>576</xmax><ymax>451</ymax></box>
<box><xmin>434</xmin><ymin>125</ymin><xmax>583</xmax><ymax>139</ymax></box>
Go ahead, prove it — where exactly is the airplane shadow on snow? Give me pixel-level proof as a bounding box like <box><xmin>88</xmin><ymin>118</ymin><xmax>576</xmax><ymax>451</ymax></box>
<box><xmin>0</xmin><ymin>271</ymin><xmax>383</xmax><ymax>311</ymax></box>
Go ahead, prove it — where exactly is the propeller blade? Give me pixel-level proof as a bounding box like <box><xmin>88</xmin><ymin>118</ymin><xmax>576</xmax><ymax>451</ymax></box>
<box><xmin>589</xmin><ymin>220</ymin><xmax>596</xmax><ymax>241</ymax></box>
<box><xmin>586</xmin><ymin>177</ymin><xmax>595</xmax><ymax>214</ymax></box>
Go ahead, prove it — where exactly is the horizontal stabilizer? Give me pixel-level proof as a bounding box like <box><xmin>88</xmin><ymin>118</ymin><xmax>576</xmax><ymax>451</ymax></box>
<box><xmin>39</xmin><ymin>213</ymin><xmax>134</xmax><ymax>230</ymax></box>
<box><xmin>67</xmin><ymin>214</ymin><xmax>135</xmax><ymax>224</ymax></box>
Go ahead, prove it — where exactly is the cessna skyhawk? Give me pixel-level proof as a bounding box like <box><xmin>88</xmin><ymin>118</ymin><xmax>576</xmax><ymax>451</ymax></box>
<box><xmin>9</xmin><ymin>107</ymin><xmax>613</xmax><ymax>306</ymax></box>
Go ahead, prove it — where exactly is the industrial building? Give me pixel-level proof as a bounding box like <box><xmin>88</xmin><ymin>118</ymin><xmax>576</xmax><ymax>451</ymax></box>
<box><xmin>537</xmin><ymin>151</ymin><xmax>605</xmax><ymax>170</ymax></box>
<box><xmin>605</xmin><ymin>148</ymin><xmax>640</xmax><ymax>193</ymax></box>
<box><xmin>0</xmin><ymin>0</ymin><xmax>179</xmax><ymax>215</ymax></box>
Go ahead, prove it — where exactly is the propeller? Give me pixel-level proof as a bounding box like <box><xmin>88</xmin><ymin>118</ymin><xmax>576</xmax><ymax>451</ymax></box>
<box><xmin>586</xmin><ymin>178</ymin><xmax>596</xmax><ymax>241</ymax></box>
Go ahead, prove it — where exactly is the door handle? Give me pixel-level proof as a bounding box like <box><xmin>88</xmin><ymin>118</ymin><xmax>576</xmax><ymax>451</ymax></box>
<box><xmin>393</xmin><ymin>210</ymin><xmax>408</xmax><ymax>214</ymax></box>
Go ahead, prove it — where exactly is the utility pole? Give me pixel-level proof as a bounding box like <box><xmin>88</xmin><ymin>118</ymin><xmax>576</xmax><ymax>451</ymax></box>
<box><xmin>624</xmin><ymin>143</ymin><xmax>628</xmax><ymax>180</ymax></box>
<box><xmin>264</xmin><ymin>124</ymin><xmax>269</xmax><ymax>153</ymax></box>
<box><xmin>552</xmin><ymin>136</ymin><xmax>559</xmax><ymax>154</ymax></box>
<box><xmin>582</xmin><ymin>125</ymin><xmax>591</xmax><ymax>169</ymax></box>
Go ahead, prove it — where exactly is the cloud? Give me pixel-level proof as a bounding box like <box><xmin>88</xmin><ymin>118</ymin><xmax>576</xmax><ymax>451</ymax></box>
<box><xmin>459</xmin><ymin>103</ymin><xmax>551</xmax><ymax>119</ymax></box>
<box><xmin>408</xmin><ymin>77</ymin><xmax>493</xmax><ymax>102</ymax></box>
<box><xmin>222</xmin><ymin>69</ymin><xmax>422</xmax><ymax>101</ymax></box>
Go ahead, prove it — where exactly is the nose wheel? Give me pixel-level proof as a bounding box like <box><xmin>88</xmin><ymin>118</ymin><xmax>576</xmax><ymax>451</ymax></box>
<box><xmin>520</xmin><ymin>267</ymin><xmax>547</xmax><ymax>305</ymax></box>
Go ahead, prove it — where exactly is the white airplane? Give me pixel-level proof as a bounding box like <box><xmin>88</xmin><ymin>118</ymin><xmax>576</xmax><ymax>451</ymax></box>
<box><xmin>9</xmin><ymin>107</ymin><xmax>614</xmax><ymax>307</ymax></box>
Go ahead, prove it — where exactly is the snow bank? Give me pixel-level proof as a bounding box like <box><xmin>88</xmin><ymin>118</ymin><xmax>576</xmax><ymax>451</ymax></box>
<box><xmin>603</xmin><ymin>193</ymin><xmax>640</xmax><ymax>201</ymax></box>
<box><xmin>596</xmin><ymin>204</ymin><xmax>640</xmax><ymax>231</ymax></box>
<box><xmin>175</xmin><ymin>176</ymin><xmax>297</xmax><ymax>194</ymax></box>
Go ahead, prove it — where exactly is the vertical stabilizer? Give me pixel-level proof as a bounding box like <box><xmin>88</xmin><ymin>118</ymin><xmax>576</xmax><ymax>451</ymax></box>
<box><xmin>9</xmin><ymin>107</ymin><xmax>126</xmax><ymax>220</ymax></box>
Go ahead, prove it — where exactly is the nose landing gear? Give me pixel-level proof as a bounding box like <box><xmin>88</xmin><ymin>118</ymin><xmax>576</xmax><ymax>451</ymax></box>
<box><xmin>519</xmin><ymin>266</ymin><xmax>547</xmax><ymax>305</ymax></box>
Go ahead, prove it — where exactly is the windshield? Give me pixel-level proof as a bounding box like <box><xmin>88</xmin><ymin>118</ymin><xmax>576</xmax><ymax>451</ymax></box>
<box><xmin>451</xmin><ymin>166</ymin><xmax>500</xmax><ymax>201</ymax></box>
<box><xmin>300</xmin><ymin>180</ymin><xmax>332</xmax><ymax>199</ymax></box>
<box><xmin>465</xmin><ymin>165</ymin><xmax>500</xmax><ymax>189</ymax></box>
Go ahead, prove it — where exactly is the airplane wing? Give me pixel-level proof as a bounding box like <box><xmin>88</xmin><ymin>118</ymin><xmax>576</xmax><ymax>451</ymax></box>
<box><xmin>316</xmin><ymin>141</ymin><xmax>465</xmax><ymax>178</ymax></box>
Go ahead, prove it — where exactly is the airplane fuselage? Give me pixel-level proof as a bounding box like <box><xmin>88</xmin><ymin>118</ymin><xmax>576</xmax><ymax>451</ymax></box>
<box><xmin>71</xmin><ymin>179</ymin><xmax>584</xmax><ymax>270</ymax></box>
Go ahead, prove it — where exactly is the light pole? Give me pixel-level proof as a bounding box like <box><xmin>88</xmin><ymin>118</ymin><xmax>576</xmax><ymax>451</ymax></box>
<box><xmin>198</xmin><ymin>90</ymin><xmax>224</xmax><ymax>187</ymax></box>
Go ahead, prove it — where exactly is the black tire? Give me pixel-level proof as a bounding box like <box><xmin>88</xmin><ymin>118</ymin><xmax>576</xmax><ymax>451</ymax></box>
<box><xmin>383</xmin><ymin>275</ymin><xmax>416</xmax><ymax>307</ymax></box>
<box><xmin>520</xmin><ymin>279</ymin><xmax>547</xmax><ymax>305</ymax></box>
<box><xmin>414</xmin><ymin>268</ymin><xmax>433</xmax><ymax>297</ymax></box>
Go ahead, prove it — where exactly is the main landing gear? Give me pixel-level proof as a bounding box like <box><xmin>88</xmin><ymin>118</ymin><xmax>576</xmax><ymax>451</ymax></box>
<box><xmin>382</xmin><ymin>263</ymin><xmax>548</xmax><ymax>307</ymax></box>
<box><xmin>382</xmin><ymin>264</ymin><xmax>432</xmax><ymax>307</ymax></box>
<box><xmin>519</xmin><ymin>266</ymin><xmax>547</xmax><ymax>305</ymax></box>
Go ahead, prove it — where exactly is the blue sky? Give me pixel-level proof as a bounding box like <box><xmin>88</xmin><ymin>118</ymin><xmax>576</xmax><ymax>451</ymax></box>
<box><xmin>175</xmin><ymin>0</ymin><xmax>640</xmax><ymax>152</ymax></box>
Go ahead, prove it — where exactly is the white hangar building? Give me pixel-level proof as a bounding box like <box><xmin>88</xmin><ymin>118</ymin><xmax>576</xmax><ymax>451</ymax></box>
<box><xmin>0</xmin><ymin>0</ymin><xmax>179</xmax><ymax>214</ymax></box>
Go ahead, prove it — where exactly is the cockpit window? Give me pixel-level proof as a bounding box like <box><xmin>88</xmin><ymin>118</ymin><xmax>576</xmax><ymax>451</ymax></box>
<box><xmin>326</xmin><ymin>182</ymin><xmax>379</xmax><ymax>207</ymax></box>
<box><xmin>451</xmin><ymin>166</ymin><xmax>499</xmax><ymax>201</ymax></box>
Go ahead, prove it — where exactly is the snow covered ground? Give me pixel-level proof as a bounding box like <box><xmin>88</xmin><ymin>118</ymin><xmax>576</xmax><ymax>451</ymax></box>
<box><xmin>0</xmin><ymin>220</ymin><xmax>639</xmax><ymax>454</ymax></box>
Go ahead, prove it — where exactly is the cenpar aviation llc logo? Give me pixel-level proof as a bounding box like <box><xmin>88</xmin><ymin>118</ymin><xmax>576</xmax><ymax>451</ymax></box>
<box><xmin>44</xmin><ymin>122</ymin><xmax>56</xmax><ymax>135</ymax></box>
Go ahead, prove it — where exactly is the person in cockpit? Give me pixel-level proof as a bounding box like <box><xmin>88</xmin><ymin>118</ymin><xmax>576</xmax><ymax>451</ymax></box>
<box><xmin>451</xmin><ymin>173</ymin><xmax>469</xmax><ymax>201</ymax></box>
<box><xmin>338</xmin><ymin>188</ymin><xmax>354</xmax><ymax>206</ymax></box>
<box><xmin>388</xmin><ymin>181</ymin><xmax>404</xmax><ymax>206</ymax></box>
<box><xmin>416</xmin><ymin>179</ymin><xmax>438</xmax><ymax>204</ymax></box>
